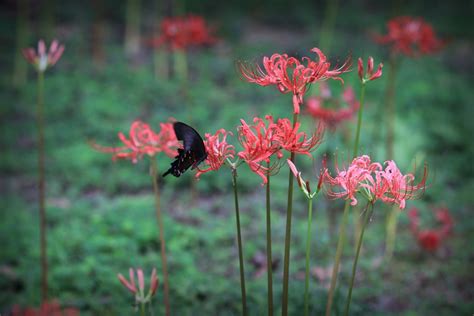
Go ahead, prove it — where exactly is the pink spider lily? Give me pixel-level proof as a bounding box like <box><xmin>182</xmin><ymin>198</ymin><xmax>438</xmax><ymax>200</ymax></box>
<box><xmin>118</xmin><ymin>268</ymin><xmax>159</xmax><ymax>304</ymax></box>
<box><xmin>274</xmin><ymin>118</ymin><xmax>324</xmax><ymax>155</ymax></box>
<box><xmin>324</xmin><ymin>155</ymin><xmax>427</xmax><ymax>209</ymax></box>
<box><xmin>323</xmin><ymin>155</ymin><xmax>380</xmax><ymax>206</ymax></box>
<box><xmin>92</xmin><ymin>120</ymin><xmax>180</xmax><ymax>163</ymax></box>
<box><xmin>22</xmin><ymin>39</ymin><xmax>65</xmax><ymax>72</ymax></box>
<box><xmin>238</xmin><ymin>47</ymin><xmax>351</xmax><ymax>114</ymax></box>
<box><xmin>237</xmin><ymin>116</ymin><xmax>282</xmax><ymax>184</ymax></box>
<box><xmin>305</xmin><ymin>82</ymin><xmax>360</xmax><ymax>129</ymax></box>
<box><xmin>358</xmin><ymin>57</ymin><xmax>383</xmax><ymax>83</ymax></box>
<box><xmin>195</xmin><ymin>128</ymin><xmax>235</xmax><ymax>178</ymax></box>
<box><xmin>373</xmin><ymin>16</ymin><xmax>446</xmax><ymax>56</ymax></box>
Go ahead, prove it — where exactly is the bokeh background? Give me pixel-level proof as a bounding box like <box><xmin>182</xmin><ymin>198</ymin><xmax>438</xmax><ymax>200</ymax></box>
<box><xmin>1</xmin><ymin>0</ymin><xmax>473</xmax><ymax>315</ymax></box>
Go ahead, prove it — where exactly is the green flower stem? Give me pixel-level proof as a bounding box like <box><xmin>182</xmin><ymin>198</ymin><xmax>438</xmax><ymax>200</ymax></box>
<box><xmin>325</xmin><ymin>200</ymin><xmax>349</xmax><ymax>316</ymax></box>
<box><xmin>232</xmin><ymin>167</ymin><xmax>247</xmax><ymax>316</ymax></box>
<box><xmin>385</xmin><ymin>205</ymin><xmax>400</xmax><ymax>261</ymax></box>
<box><xmin>344</xmin><ymin>202</ymin><xmax>373</xmax><ymax>316</ymax></box>
<box><xmin>37</xmin><ymin>70</ymin><xmax>48</xmax><ymax>302</ymax></box>
<box><xmin>325</xmin><ymin>74</ymin><xmax>368</xmax><ymax>316</ymax></box>
<box><xmin>352</xmin><ymin>83</ymin><xmax>366</xmax><ymax>158</ymax></box>
<box><xmin>282</xmin><ymin>112</ymin><xmax>299</xmax><ymax>316</ymax></box>
<box><xmin>150</xmin><ymin>158</ymin><xmax>170</xmax><ymax>316</ymax></box>
<box><xmin>384</xmin><ymin>55</ymin><xmax>399</xmax><ymax>261</ymax></box>
<box><xmin>266</xmin><ymin>164</ymin><xmax>274</xmax><ymax>316</ymax></box>
<box><xmin>385</xmin><ymin>54</ymin><xmax>398</xmax><ymax>161</ymax></box>
<box><xmin>304</xmin><ymin>197</ymin><xmax>314</xmax><ymax>316</ymax></box>
<box><xmin>140</xmin><ymin>302</ymin><xmax>146</xmax><ymax>316</ymax></box>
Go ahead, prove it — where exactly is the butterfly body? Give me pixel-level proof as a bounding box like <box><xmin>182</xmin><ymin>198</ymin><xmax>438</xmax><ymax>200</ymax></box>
<box><xmin>163</xmin><ymin>122</ymin><xmax>207</xmax><ymax>177</ymax></box>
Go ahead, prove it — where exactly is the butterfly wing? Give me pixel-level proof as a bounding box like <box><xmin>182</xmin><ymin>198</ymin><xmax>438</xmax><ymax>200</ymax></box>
<box><xmin>162</xmin><ymin>122</ymin><xmax>207</xmax><ymax>177</ymax></box>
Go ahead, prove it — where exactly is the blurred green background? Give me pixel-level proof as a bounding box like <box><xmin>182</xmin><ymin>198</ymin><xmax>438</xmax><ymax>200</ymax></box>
<box><xmin>1</xmin><ymin>0</ymin><xmax>473</xmax><ymax>315</ymax></box>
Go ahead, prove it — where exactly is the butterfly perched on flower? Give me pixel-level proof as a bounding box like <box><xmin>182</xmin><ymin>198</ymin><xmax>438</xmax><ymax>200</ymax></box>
<box><xmin>163</xmin><ymin>122</ymin><xmax>207</xmax><ymax>177</ymax></box>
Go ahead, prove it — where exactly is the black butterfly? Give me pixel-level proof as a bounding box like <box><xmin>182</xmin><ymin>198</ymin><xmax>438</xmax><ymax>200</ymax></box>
<box><xmin>162</xmin><ymin>122</ymin><xmax>207</xmax><ymax>177</ymax></box>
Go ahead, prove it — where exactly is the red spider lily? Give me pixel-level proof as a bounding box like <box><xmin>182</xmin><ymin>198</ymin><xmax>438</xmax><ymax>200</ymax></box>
<box><xmin>305</xmin><ymin>82</ymin><xmax>359</xmax><ymax>129</ymax></box>
<box><xmin>22</xmin><ymin>39</ymin><xmax>65</xmax><ymax>72</ymax></box>
<box><xmin>274</xmin><ymin>118</ymin><xmax>324</xmax><ymax>155</ymax></box>
<box><xmin>238</xmin><ymin>47</ymin><xmax>351</xmax><ymax>114</ymax></box>
<box><xmin>324</xmin><ymin>156</ymin><xmax>427</xmax><ymax>208</ymax></box>
<box><xmin>408</xmin><ymin>207</ymin><xmax>453</xmax><ymax>252</ymax></box>
<box><xmin>237</xmin><ymin>116</ymin><xmax>281</xmax><ymax>183</ymax></box>
<box><xmin>92</xmin><ymin>121</ymin><xmax>179</xmax><ymax>163</ymax></box>
<box><xmin>148</xmin><ymin>15</ymin><xmax>216</xmax><ymax>50</ymax></box>
<box><xmin>196</xmin><ymin>129</ymin><xmax>235</xmax><ymax>178</ymax></box>
<box><xmin>358</xmin><ymin>57</ymin><xmax>383</xmax><ymax>83</ymax></box>
<box><xmin>118</xmin><ymin>267</ymin><xmax>159</xmax><ymax>304</ymax></box>
<box><xmin>11</xmin><ymin>300</ymin><xmax>79</xmax><ymax>316</ymax></box>
<box><xmin>374</xmin><ymin>16</ymin><xmax>445</xmax><ymax>56</ymax></box>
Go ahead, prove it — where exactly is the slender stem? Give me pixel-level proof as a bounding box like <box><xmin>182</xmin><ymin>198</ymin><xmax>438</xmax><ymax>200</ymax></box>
<box><xmin>37</xmin><ymin>70</ymin><xmax>47</xmax><ymax>302</ymax></box>
<box><xmin>140</xmin><ymin>302</ymin><xmax>146</xmax><ymax>316</ymax></box>
<box><xmin>325</xmin><ymin>71</ymin><xmax>369</xmax><ymax>316</ymax></box>
<box><xmin>282</xmin><ymin>112</ymin><xmax>299</xmax><ymax>316</ymax></box>
<box><xmin>385</xmin><ymin>55</ymin><xmax>397</xmax><ymax>161</ymax></box>
<box><xmin>325</xmin><ymin>200</ymin><xmax>349</xmax><ymax>316</ymax></box>
<box><xmin>344</xmin><ymin>202</ymin><xmax>373</xmax><ymax>316</ymax></box>
<box><xmin>150</xmin><ymin>159</ymin><xmax>170</xmax><ymax>316</ymax></box>
<box><xmin>266</xmin><ymin>164</ymin><xmax>273</xmax><ymax>316</ymax></box>
<box><xmin>304</xmin><ymin>198</ymin><xmax>314</xmax><ymax>316</ymax></box>
<box><xmin>352</xmin><ymin>84</ymin><xmax>366</xmax><ymax>158</ymax></box>
<box><xmin>385</xmin><ymin>205</ymin><xmax>400</xmax><ymax>261</ymax></box>
<box><xmin>232</xmin><ymin>168</ymin><xmax>247</xmax><ymax>316</ymax></box>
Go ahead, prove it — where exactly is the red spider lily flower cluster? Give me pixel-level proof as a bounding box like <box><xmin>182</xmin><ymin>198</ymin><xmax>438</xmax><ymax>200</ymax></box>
<box><xmin>287</xmin><ymin>158</ymin><xmax>326</xmax><ymax>199</ymax></box>
<box><xmin>238</xmin><ymin>47</ymin><xmax>351</xmax><ymax>114</ymax></box>
<box><xmin>196</xmin><ymin>129</ymin><xmax>235</xmax><ymax>178</ymax></box>
<box><xmin>22</xmin><ymin>39</ymin><xmax>65</xmax><ymax>72</ymax></box>
<box><xmin>118</xmin><ymin>267</ymin><xmax>159</xmax><ymax>304</ymax></box>
<box><xmin>374</xmin><ymin>16</ymin><xmax>445</xmax><ymax>56</ymax></box>
<box><xmin>305</xmin><ymin>82</ymin><xmax>360</xmax><ymax>129</ymax></box>
<box><xmin>92</xmin><ymin>120</ymin><xmax>180</xmax><ymax>163</ymax></box>
<box><xmin>237</xmin><ymin>116</ymin><xmax>282</xmax><ymax>183</ymax></box>
<box><xmin>358</xmin><ymin>57</ymin><xmax>383</xmax><ymax>83</ymax></box>
<box><xmin>11</xmin><ymin>300</ymin><xmax>79</xmax><ymax>316</ymax></box>
<box><xmin>236</xmin><ymin>116</ymin><xmax>323</xmax><ymax>183</ymax></box>
<box><xmin>324</xmin><ymin>155</ymin><xmax>427</xmax><ymax>208</ymax></box>
<box><xmin>408</xmin><ymin>206</ymin><xmax>453</xmax><ymax>252</ymax></box>
<box><xmin>149</xmin><ymin>15</ymin><xmax>216</xmax><ymax>50</ymax></box>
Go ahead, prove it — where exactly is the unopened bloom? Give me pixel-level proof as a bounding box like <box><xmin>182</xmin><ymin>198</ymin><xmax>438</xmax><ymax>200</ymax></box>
<box><xmin>22</xmin><ymin>39</ymin><xmax>65</xmax><ymax>72</ymax></box>
<box><xmin>92</xmin><ymin>120</ymin><xmax>179</xmax><ymax>163</ymax></box>
<box><xmin>358</xmin><ymin>57</ymin><xmax>383</xmax><ymax>83</ymax></box>
<box><xmin>118</xmin><ymin>267</ymin><xmax>159</xmax><ymax>304</ymax></box>
<box><xmin>306</xmin><ymin>82</ymin><xmax>359</xmax><ymax>129</ymax></box>
<box><xmin>237</xmin><ymin>116</ymin><xmax>281</xmax><ymax>183</ymax></box>
<box><xmin>238</xmin><ymin>47</ymin><xmax>351</xmax><ymax>114</ymax></box>
<box><xmin>149</xmin><ymin>15</ymin><xmax>216</xmax><ymax>50</ymax></box>
<box><xmin>287</xmin><ymin>158</ymin><xmax>325</xmax><ymax>199</ymax></box>
<box><xmin>374</xmin><ymin>16</ymin><xmax>445</xmax><ymax>56</ymax></box>
<box><xmin>275</xmin><ymin>118</ymin><xmax>324</xmax><ymax>155</ymax></box>
<box><xmin>196</xmin><ymin>128</ymin><xmax>235</xmax><ymax>178</ymax></box>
